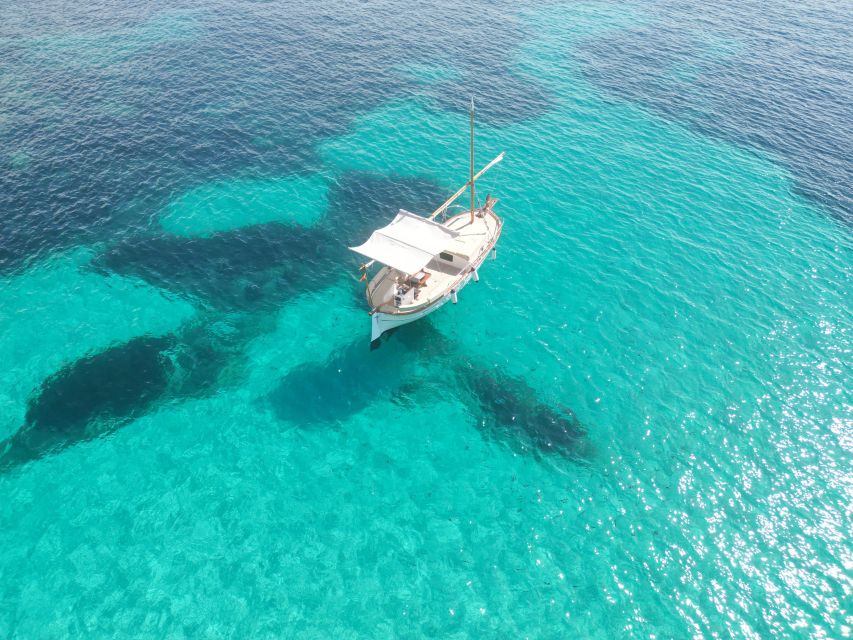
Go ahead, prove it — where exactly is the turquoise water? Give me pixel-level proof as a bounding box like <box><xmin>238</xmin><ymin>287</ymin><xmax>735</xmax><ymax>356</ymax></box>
<box><xmin>1</xmin><ymin>1</ymin><xmax>851</xmax><ymax>637</ymax></box>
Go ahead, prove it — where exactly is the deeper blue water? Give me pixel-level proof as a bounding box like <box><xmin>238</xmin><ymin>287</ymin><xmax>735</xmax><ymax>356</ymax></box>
<box><xmin>1</xmin><ymin>1</ymin><xmax>851</xmax><ymax>637</ymax></box>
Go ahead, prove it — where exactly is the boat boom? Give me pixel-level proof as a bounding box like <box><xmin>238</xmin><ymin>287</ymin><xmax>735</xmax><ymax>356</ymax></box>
<box><xmin>428</xmin><ymin>151</ymin><xmax>505</xmax><ymax>220</ymax></box>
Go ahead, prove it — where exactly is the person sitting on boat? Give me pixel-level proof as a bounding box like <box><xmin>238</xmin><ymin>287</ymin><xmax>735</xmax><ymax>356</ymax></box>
<box><xmin>481</xmin><ymin>194</ymin><xmax>498</xmax><ymax>215</ymax></box>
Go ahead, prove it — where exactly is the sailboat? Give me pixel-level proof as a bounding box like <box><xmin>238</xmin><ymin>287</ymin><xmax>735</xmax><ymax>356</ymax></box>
<box><xmin>350</xmin><ymin>99</ymin><xmax>505</xmax><ymax>342</ymax></box>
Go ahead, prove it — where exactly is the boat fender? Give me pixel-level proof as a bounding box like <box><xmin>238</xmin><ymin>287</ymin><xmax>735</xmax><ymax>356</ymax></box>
<box><xmin>491</xmin><ymin>248</ymin><xmax>497</xmax><ymax>260</ymax></box>
<box><xmin>451</xmin><ymin>289</ymin><xmax>458</xmax><ymax>304</ymax></box>
<box><xmin>473</xmin><ymin>268</ymin><xmax>479</xmax><ymax>283</ymax></box>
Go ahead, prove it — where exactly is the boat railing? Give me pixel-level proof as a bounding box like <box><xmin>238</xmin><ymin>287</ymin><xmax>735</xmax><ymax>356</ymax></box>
<box><xmin>368</xmin><ymin>263</ymin><xmax>429</xmax><ymax>313</ymax></box>
<box><xmin>440</xmin><ymin>203</ymin><xmax>467</xmax><ymax>224</ymax></box>
<box><xmin>367</xmin><ymin>267</ymin><xmax>396</xmax><ymax>310</ymax></box>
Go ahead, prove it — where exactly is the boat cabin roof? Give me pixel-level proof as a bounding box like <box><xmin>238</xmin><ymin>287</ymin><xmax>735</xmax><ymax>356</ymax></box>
<box><xmin>349</xmin><ymin>209</ymin><xmax>461</xmax><ymax>274</ymax></box>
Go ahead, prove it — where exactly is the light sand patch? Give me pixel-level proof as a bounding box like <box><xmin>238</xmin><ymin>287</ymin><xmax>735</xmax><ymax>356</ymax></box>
<box><xmin>159</xmin><ymin>174</ymin><xmax>330</xmax><ymax>237</ymax></box>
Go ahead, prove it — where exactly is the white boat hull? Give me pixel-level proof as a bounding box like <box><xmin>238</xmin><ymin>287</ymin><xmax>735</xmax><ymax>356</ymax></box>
<box><xmin>371</xmin><ymin>270</ymin><xmax>475</xmax><ymax>341</ymax></box>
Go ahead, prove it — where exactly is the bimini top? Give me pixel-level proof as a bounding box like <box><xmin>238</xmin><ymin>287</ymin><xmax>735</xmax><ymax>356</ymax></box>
<box><xmin>350</xmin><ymin>209</ymin><xmax>460</xmax><ymax>274</ymax></box>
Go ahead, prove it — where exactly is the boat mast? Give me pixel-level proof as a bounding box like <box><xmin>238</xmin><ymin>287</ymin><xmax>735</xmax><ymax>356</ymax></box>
<box><xmin>469</xmin><ymin>97</ymin><xmax>475</xmax><ymax>224</ymax></box>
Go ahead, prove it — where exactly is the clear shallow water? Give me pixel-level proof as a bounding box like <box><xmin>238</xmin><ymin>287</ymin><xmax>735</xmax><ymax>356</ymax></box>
<box><xmin>1</xmin><ymin>1</ymin><xmax>851</xmax><ymax>637</ymax></box>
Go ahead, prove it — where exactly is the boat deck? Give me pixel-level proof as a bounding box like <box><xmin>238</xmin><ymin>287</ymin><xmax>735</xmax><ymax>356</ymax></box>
<box><xmin>366</xmin><ymin>209</ymin><xmax>501</xmax><ymax>314</ymax></box>
<box><xmin>442</xmin><ymin>210</ymin><xmax>500</xmax><ymax>261</ymax></box>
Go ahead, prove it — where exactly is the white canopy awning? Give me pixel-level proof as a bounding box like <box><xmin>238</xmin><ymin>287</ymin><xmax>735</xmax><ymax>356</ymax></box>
<box><xmin>350</xmin><ymin>210</ymin><xmax>460</xmax><ymax>274</ymax></box>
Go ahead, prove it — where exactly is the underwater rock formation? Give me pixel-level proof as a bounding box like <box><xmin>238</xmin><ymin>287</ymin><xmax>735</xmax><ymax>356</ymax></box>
<box><xmin>0</xmin><ymin>335</ymin><xmax>174</xmax><ymax>471</ymax></box>
<box><xmin>456</xmin><ymin>364</ymin><xmax>591</xmax><ymax>461</ymax></box>
<box><xmin>96</xmin><ymin>223</ymin><xmax>336</xmax><ymax>311</ymax></box>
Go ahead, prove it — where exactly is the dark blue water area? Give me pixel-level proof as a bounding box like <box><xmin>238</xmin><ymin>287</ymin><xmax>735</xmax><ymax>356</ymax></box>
<box><xmin>0</xmin><ymin>0</ymin><xmax>547</xmax><ymax>273</ymax></box>
<box><xmin>577</xmin><ymin>0</ymin><xmax>853</xmax><ymax>221</ymax></box>
<box><xmin>0</xmin><ymin>0</ymin><xmax>847</xmax><ymax>470</ymax></box>
<box><xmin>2</xmin><ymin>0</ymin><xmax>848</xmax><ymax>277</ymax></box>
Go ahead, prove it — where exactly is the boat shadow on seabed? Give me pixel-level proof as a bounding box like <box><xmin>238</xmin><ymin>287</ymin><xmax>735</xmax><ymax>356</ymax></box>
<box><xmin>270</xmin><ymin>324</ymin><xmax>594</xmax><ymax>462</ymax></box>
